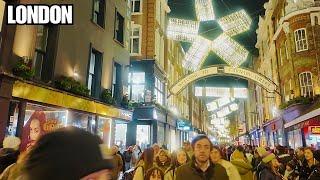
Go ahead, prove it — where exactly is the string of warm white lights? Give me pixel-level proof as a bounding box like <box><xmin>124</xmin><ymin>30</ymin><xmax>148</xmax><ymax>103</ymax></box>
<box><xmin>195</xmin><ymin>0</ymin><xmax>215</xmax><ymax>21</ymax></box>
<box><xmin>167</xmin><ymin>18</ymin><xmax>199</xmax><ymax>42</ymax></box>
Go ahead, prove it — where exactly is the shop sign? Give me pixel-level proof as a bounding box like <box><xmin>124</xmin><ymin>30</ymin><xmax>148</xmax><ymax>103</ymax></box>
<box><xmin>120</xmin><ymin>110</ymin><xmax>132</xmax><ymax>121</ymax></box>
<box><xmin>177</xmin><ymin>120</ymin><xmax>191</xmax><ymax>131</ymax></box>
<box><xmin>311</xmin><ymin>126</ymin><xmax>320</xmax><ymax>134</ymax></box>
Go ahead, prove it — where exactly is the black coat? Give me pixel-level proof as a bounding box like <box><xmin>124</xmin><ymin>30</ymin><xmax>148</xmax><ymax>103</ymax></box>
<box><xmin>259</xmin><ymin>167</ymin><xmax>282</xmax><ymax>180</ymax></box>
<box><xmin>175</xmin><ymin>160</ymin><xmax>229</xmax><ymax>180</ymax></box>
<box><xmin>308</xmin><ymin>166</ymin><xmax>320</xmax><ymax>180</ymax></box>
<box><xmin>0</xmin><ymin>148</ymin><xmax>19</xmax><ymax>174</ymax></box>
<box><xmin>299</xmin><ymin>160</ymin><xmax>317</xmax><ymax>180</ymax></box>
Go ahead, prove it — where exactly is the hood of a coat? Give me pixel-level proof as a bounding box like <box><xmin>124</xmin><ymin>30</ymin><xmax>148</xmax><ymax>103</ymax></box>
<box><xmin>231</xmin><ymin>159</ymin><xmax>253</xmax><ymax>174</ymax></box>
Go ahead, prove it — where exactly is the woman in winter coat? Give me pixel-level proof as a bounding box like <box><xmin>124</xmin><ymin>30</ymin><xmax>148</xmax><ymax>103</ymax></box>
<box><xmin>299</xmin><ymin>147</ymin><xmax>318</xmax><ymax>180</ymax></box>
<box><xmin>258</xmin><ymin>152</ymin><xmax>282</xmax><ymax>180</ymax></box>
<box><xmin>155</xmin><ymin>149</ymin><xmax>171</xmax><ymax>173</ymax></box>
<box><xmin>164</xmin><ymin>149</ymin><xmax>190</xmax><ymax>180</ymax></box>
<box><xmin>230</xmin><ymin>149</ymin><xmax>254</xmax><ymax>180</ymax></box>
<box><xmin>210</xmin><ymin>146</ymin><xmax>241</xmax><ymax>180</ymax></box>
<box><xmin>133</xmin><ymin>148</ymin><xmax>155</xmax><ymax>180</ymax></box>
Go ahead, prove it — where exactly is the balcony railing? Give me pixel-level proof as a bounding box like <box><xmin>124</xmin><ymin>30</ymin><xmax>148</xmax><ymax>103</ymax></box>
<box><xmin>285</xmin><ymin>0</ymin><xmax>320</xmax><ymax>15</ymax></box>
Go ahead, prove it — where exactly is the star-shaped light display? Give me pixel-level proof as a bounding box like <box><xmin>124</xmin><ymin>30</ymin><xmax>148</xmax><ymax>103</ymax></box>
<box><xmin>167</xmin><ymin>1</ymin><xmax>252</xmax><ymax>70</ymax></box>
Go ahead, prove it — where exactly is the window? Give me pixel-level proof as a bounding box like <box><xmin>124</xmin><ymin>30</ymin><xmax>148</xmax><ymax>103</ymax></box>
<box><xmin>294</xmin><ymin>28</ymin><xmax>308</xmax><ymax>52</ymax></box>
<box><xmin>88</xmin><ymin>48</ymin><xmax>103</xmax><ymax>97</ymax></box>
<box><xmin>33</xmin><ymin>25</ymin><xmax>48</xmax><ymax>79</ymax></box>
<box><xmin>112</xmin><ymin>63</ymin><xmax>121</xmax><ymax>101</ymax></box>
<box><xmin>130</xmin><ymin>25</ymin><xmax>141</xmax><ymax>55</ymax></box>
<box><xmin>299</xmin><ymin>72</ymin><xmax>313</xmax><ymax>97</ymax></box>
<box><xmin>131</xmin><ymin>0</ymin><xmax>142</xmax><ymax>13</ymax></box>
<box><xmin>114</xmin><ymin>11</ymin><xmax>124</xmax><ymax>45</ymax></box>
<box><xmin>92</xmin><ymin>0</ymin><xmax>105</xmax><ymax>27</ymax></box>
<box><xmin>128</xmin><ymin>72</ymin><xmax>145</xmax><ymax>102</ymax></box>
<box><xmin>154</xmin><ymin>77</ymin><xmax>164</xmax><ymax>105</ymax></box>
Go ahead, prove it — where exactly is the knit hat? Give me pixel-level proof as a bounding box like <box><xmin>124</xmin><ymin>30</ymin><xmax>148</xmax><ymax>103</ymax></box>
<box><xmin>256</xmin><ymin>147</ymin><xmax>267</xmax><ymax>157</ymax></box>
<box><xmin>313</xmin><ymin>150</ymin><xmax>320</xmax><ymax>162</ymax></box>
<box><xmin>3</xmin><ymin>136</ymin><xmax>21</xmax><ymax>150</ymax></box>
<box><xmin>262</xmin><ymin>152</ymin><xmax>276</xmax><ymax>163</ymax></box>
<box><xmin>24</xmin><ymin>127</ymin><xmax>114</xmax><ymax>180</ymax></box>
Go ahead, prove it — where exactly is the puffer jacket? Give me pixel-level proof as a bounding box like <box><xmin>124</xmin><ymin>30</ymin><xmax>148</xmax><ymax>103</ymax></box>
<box><xmin>231</xmin><ymin>150</ymin><xmax>254</xmax><ymax>180</ymax></box>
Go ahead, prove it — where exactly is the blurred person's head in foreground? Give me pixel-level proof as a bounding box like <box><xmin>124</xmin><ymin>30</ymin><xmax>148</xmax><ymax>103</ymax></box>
<box><xmin>23</xmin><ymin>127</ymin><xmax>114</xmax><ymax>180</ymax></box>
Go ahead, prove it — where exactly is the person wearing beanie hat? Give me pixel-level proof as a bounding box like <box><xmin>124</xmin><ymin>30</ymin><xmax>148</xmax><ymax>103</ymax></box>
<box><xmin>258</xmin><ymin>151</ymin><xmax>282</xmax><ymax>180</ymax></box>
<box><xmin>230</xmin><ymin>149</ymin><xmax>253</xmax><ymax>180</ymax></box>
<box><xmin>0</xmin><ymin>136</ymin><xmax>21</xmax><ymax>173</ymax></box>
<box><xmin>308</xmin><ymin>150</ymin><xmax>320</xmax><ymax>180</ymax></box>
<box><xmin>22</xmin><ymin>127</ymin><xmax>114</xmax><ymax>180</ymax></box>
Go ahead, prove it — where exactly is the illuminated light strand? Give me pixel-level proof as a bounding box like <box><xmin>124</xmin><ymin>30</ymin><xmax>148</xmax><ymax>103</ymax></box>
<box><xmin>206</xmin><ymin>97</ymin><xmax>235</xmax><ymax>112</ymax></box>
<box><xmin>182</xmin><ymin>36</ymin><xmax>211</xmax><ymax>71</ymax></box>
<box><xmin>212</xmin><ymin>33</ymin><xmax>249</xmax><ymax>67</ymax></box>
<box><xmin>217</xmin><ymin>9</ymin><xmax>252</xmax><ymax>36</ymax></box>
<box><xmin>195</xmin><ymin>0</ymin><xmax>215</xmax><ymax>21</ymax></box>
<box><xmin>167</xmin><ymin>18</ymin><xmax>200</xmax><ymax>42</ymax></box>
<box><xmin>195</xmin><ymin>87</ymin><xmax>248</xmax><ymax>98</ymax></box>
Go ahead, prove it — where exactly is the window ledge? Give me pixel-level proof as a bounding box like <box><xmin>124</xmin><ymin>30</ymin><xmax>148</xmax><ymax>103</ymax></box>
<box><xmin>113</xmin><ymin>39</ymin><xmax>125</xmax><ymax>48</ymax></box>
<box><xmin>132</xmin><ymin>12</ymin><xmax>143</xmax><ymax>15</ymax></box>
<box><xmin>296</xmin><ymin>49</ymin><xmax>309</xmax><ymax>53</ymax></box>
<box><xmin>130</xmin><ymin>53</ymin><xmax>142</xmax><ymax>56</ymax></box>
<box><xmin>91</xmin><ymin>20</ymin><xmax>105</xmax><ymax>31</ymax></box>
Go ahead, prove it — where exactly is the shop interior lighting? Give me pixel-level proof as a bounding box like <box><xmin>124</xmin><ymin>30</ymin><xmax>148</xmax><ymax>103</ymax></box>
<box><xmin>167</xmin><ymin>18</ymin><xmax>200</xmax><ymax>42</ymax></box>
<box><xmin>217</xmin><ymin>9</ymin><xmax>252</xmax><ymax>36</ymax></box>
<box><xmin>183</xmin><ymin>36</ymin><xmax>211</xmax><ymax>71</ymax></box>
<box><xmin>195</xmin><ymin>0</ymin><xmax>215</xmax><ymax>21</ymax></box>
<box><xmin>212</xmin><ymin>33</ymin><xmax>249</xmax><ymax>67</ymax></box>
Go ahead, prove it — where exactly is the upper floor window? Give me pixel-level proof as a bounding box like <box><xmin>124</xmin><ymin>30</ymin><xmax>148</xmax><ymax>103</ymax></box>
<box><xmin>294</xmin><ymin>28</ymin><xmax>308</xmax><ymax>52</ymax></box>
<box><xmin>114</xmin><ymin>10</ymin><xmax>124</xmax><ymax>45</ymax></box>
<box><xmin>88</xmin><ymin>48</ymin><xmax>103</xmax><ymax>97</ymax></box>
<box><xmin>154</xmin><ymin>77</ymin><xmax>164</xmax><ymax>105</ymax></box>
<box><xmin>34</xmin><ymin>25</ymin><xmax>48</xmax><ymax>79</ymax></box>
<box><xmin>128</xmin><ymin>72</ymin><xmax>145</xmax><ymax>102</ymax></box>
<box><xmin>92</xmin><ymin>0</ymin><xmax>105</xmax><ymax>28</ymax></box>
<box><xmin>131</xmin><ymin>0</ymin><xmax>142</xmax><ymax>14</ymax></box>
<box><xmin>299</xmin><ymin>72</ymin><xmax>313</xmax><ymax>97</ymax></box>
<box><xmin>130</xmin><ymin>25</ymin><xmax>141</xmax><ymax>55</ymax></box>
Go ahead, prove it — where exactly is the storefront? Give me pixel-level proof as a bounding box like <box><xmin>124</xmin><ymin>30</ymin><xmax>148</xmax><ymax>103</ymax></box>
<box><xmin>263</xmin><ymin>117</ymin><xmax>284</xmax><ymax>148</ymax></box>
<box><xmin>5</xmin><ymin>80</ymin><xmax>132</xmax><ymax>151</ymax></box>
<box><xmin>166</xmin><ymin>112</ymin><xmax>178</xmax><ymax>152</ymax></box>
<box><xmin>127</xmin><ymin>106</ymin><xmax>167</xmax><ymax>150</ymax></box>
<box><xmin>176</xmin><ymin>119</ymin><xmax>192</xmax><ymax>144</ymax></box>
<box><xmin>285</xmin><ymin>108</ymin><xmax>320</xmax><ymax>150</ymax></box>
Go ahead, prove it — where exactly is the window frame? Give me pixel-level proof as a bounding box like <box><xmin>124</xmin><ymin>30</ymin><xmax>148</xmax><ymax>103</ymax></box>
<box><xmin>92</xmin><ymin>0</ymin><xmax>106</xmax><ymax>28</ymax></box>
<box><xmin>131</xmin><ymin>0</ymin><xmax>143</xmax><ymax>14</ymax></box>
<box><xmin>114</xmin><ymin>9</ymin><xmax>125</xmax><ymax>45</ymax></box>
<box><xmin>154</xmin><ymin>77</ymin><xmax>164</xmax><ymax>105</ymax></box>
<box><xmin>128</xmin><ymin>72</ymin><xmax>146</xmax><ymax>102</ymax></box>
<box><xmin>294</xmin><ymin>28</ymin><xmax>308</xmax><ymax>52</ymax></box>
<box><xmin>130</xmin><ymin>24</ymin><xmax>142</xmax><ymax>55</ymax></box>
<box><xmin>299</xmin><ymin>71</ymin><xmax>314</xmax><ymax>97</ymax></box>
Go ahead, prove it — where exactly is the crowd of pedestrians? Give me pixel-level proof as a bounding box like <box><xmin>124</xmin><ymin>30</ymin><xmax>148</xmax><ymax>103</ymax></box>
<box><xmin>0</xmin><ymin>127</ymin><xmax>320</xmax><ymax>179</ymax></box>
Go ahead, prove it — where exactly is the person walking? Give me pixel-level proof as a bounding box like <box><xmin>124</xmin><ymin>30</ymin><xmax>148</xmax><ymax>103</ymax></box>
<box><xmin>111</xmin><ymin>145</ymin><xmax>124</xmax><ymax>180</ymax></box>
<box><xmin>258</xmin><ymin>152</ymin><xmax>282</xmax><ymax>180</ymax></box>
<box><xmin>299</xmin><ymin>147</ymin><xmax>318</xmax><ymax>180</ymax></box>
<box><xmin>230</xmin><ymin>149</ymin><xmax>254</xmax><ymax>180</ymax></box>
<box><xmin>123</xmin><ymin>146</ymin><xmax>134</xmax><ymax>171</ymax></box>
<box><xmin>164</xmin><ymin>149</ymin><xmax>190</xmax><ymax>180</ymax></box>
<box><xmin>210</xmin><ymin>146</ymin><xmax>241</xmax><ymax>180</ymax></box>
<box><xmin>155</xmin><ymin>149</ymin><xmax>171</xmax><ymax>173</ymax></box>
<box><xmin>133</xmin><ymin>148</ymin><xmax>155</xmax><ymax>180</ymax></box>
<box><xmin>175</xmin><ymin>135</ymin><xmax>229</xmax><ymax>180</ymax></box>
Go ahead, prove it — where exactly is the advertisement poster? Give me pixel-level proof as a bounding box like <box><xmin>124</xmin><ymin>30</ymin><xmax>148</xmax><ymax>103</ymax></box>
<box><xmin>20</xmin><ymin>110</ymin><xmax>63</xmax><ymax>151</ymax></box>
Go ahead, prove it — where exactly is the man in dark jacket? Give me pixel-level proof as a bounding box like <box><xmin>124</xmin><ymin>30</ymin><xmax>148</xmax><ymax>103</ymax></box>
<box><xmin>175</xmin><ymin>135</ymin><xmax>229</xmax><ymax>180</ymax></box>
<box><xmin>308</xmin><ymin>150</ymin><xmax>320</xmax><ymax>180</ymax></box>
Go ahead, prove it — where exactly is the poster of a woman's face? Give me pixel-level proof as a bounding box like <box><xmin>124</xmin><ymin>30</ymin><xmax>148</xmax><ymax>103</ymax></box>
<box><xmin>20</xmin><ymin>111</ymin><xmax>46</xmax><ymax>151</ymax></box>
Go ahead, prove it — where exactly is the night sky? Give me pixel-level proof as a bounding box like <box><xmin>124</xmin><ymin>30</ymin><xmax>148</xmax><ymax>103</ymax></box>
<box><xmin>168</xmin><ymin>0</ymin><xmax>268</xmax><ymax>89</ymax></box>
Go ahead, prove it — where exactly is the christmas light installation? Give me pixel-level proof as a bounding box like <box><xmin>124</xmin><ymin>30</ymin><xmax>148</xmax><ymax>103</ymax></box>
<box><xmin>207</xmin><ymin>97</ymin><xmax>235</xmax><ymax>112</ymax></box>
<box><xmin>183</xmin><ymin>36</ymin><xmax>211</xmax><ymax>71</ymax></box>
<box><xmin>195</xmin><ymin>87</ymin><xmax>248</xmax><ymax>98</ymax></box>
<box><xmin>195</xmin><ymin>0</ymin><xmax>215</xmax><ymax>21</ymax></box>
<box><xmin>217</xmin><ymin>9</ymin><xmax>252</xmax><ymax>37</ymax></box>
<box><xmin>212</xmin><ymin>33</ymin><xmax>249</xmax><ymax>67</ymax></box>
<box><xmin>167</xmin><ymin>18</ymin><xmax>200</xmax><ymax>42</ymax></box>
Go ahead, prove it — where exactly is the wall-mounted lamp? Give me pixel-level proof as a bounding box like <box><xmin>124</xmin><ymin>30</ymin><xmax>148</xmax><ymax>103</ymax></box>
<box><xmin>73</xmin><ymin>68</ymin><xmax>79</xmax><ymax>79</ymax></box>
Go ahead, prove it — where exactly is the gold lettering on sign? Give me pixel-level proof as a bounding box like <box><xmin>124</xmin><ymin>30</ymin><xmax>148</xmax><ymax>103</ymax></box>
<box><xmin>311</xmin><ymin>126</ymin><xmax>320</xmax><ymax>134</ymax></box>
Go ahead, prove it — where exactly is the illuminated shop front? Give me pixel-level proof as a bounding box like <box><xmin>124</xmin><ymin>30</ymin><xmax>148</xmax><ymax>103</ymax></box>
<box><xmin>5</xmin><ymin>81</ymin><xmax>132</xmax><ymax>150</ymax></box>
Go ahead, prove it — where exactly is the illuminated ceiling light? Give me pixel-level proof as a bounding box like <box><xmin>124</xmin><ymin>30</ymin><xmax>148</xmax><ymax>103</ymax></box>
<box><xmin>216</xmin><ymin>97</ymin><xmax>235</xmax><ymax>107</ymax></box>
<box><xmin>207</xmin><ymin>97</ymin><xmax>235</xmax><ymax>112</ymax></box>
<box><xmin>217</xmin><ymin>9</ymin><xmax>252</xmax><ymax>36</ymax></box>
<box><xmin>206</xmin><ymin>87</ymin><xmax>230</xmax><ymax>97</ymax></box>
<box><xmin>195</xmin><ymin>0</ymin><xmax>215</xmax><ymax>21</ymax></box>
<box><xmin>183</xmin><ymin>36</ymin><xmax>211</xmax><ymax>71</ymax></box>
<box><xmin>167</xmin><ymin>18</ymin><xmax>200</xmax><ymax>42</ymax></box>
<box><xmin>212</xmin><ymin>33</ymin><xmax>249</xmax><ymax>67</ymax></box>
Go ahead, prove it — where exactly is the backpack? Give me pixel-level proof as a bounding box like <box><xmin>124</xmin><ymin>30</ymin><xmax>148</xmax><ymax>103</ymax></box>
<box><xmin>122</xmin><ymin>166</ymin><xmax>144</xmax><ymax>180</ymax></box>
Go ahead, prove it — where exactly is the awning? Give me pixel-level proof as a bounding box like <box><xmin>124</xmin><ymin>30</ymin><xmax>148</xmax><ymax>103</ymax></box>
<box><xmin>284</xmin><ymin>108</ymin><xmax>320</xmax><ymax>128</ymax></box>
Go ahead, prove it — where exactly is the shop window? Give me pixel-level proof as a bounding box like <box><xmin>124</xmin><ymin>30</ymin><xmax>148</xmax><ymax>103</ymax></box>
<box><xmin>130</xmin><ymin>24</ymin><xmax>141</xmax><ymax>55</ymax></box>
<box><xmin>114</xmin><ymin>10</ymin><xmax>124</xmax><ymax>45</ymax></box>
<box><xmin>157</xmin><ymin>123</ymin><xmax>165</xmax><ymax>146</ymax></box>
<box><xmin>128</xmin><ymin>72</ymin><xmax>145</xmax><ymax>102</ymax></box>
<box><xmin>154</xmin><ymin>77</ymin><xmax>164</xmax><ymax>105</ymax></box>
<box><xmin>114</xmin><ymin>123</ymin><xmax>127</xmax><ymax>151</ymax></box>
<box><xmin>131</xmin><ymin>0</ymin><xmax>142</xmax><ymax>14</ymax></box>
<box><xmin>299</xmin><ymin>72</ymin><xmax>313</xmax><ymax>97</ymax></box>
<box><xmin>6</xmin><ymin>101</ymin><xmax>20</xmax><ymax>136</ymax></box>
<box><xmin>92</xmin><ymin>0</ymin><xmax>105</xmax><ymax>28</ymax></box>
<box><xmin>294</xmin><ymin>28</ymin><xmax>308</xmax><ymax>52</ymax></box>
<box><xmin>97</xmin><ymin>117</ymin><xmax>112</xmax><ymax>146</ymax></box>
<box><xmin>88</xmin><ymin>48</ymin><xmax>103</xmax><ymax>98</ymax></box>
<box><xmin>136</xmin><ymin>125</ymin><xmax>150</xmax><ymax>150</ymax></box>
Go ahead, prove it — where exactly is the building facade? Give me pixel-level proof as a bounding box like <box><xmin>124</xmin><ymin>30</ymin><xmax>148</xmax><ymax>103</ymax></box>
<box><xmin>253</xmin><ymin>0</ymin><xmax>320</xmax><ymax>149</ymax></box>
<box><xmin>0</xmin><ymin>0</ymin><xmax>133</xmax><ymax>149</ymax></box>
